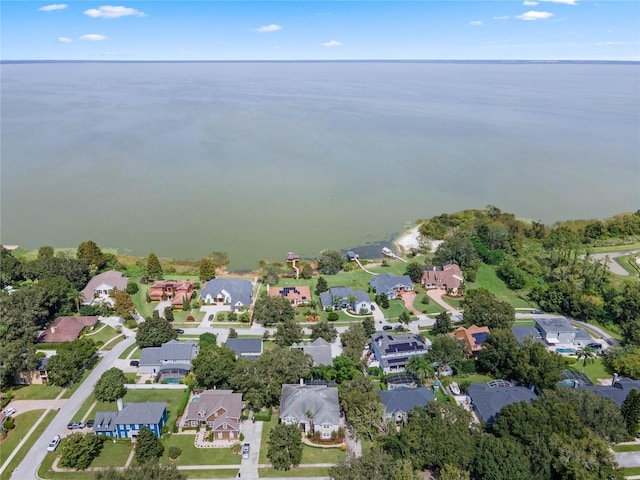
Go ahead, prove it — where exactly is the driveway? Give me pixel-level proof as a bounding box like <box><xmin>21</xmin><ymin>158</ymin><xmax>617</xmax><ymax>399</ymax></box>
<box><xmin>2</xmin><ymin>399</ymin><xmax>67</xmax><ymax>415</ymax></box>
<box><xmin>426</xmin><ymin>289</ymin><xmax>460</xmax><ymax>314</ymax></box>
<box><xmin>239</xmin><ymin>416</ymin><xmax>263</xmax><ymax>478</ymax></box>
<box><xmin>589</xmin><ymin>250</ymin><xmax>639</xmax><ymax>277</ymax></box>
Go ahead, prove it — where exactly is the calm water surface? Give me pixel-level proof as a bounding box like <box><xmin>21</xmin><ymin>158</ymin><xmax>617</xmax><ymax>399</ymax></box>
<box><xmin>1</xmin><ymin>62</ymin><xmax>639</xmax><ymax>269</ymax></box>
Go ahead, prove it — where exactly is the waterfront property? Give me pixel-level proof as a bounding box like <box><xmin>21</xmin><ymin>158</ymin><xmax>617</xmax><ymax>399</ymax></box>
<box><xmin>81</xmin><ymin>270</ymin><xmax>129</xmax><ymax>305</ymax></box>
<box><xmin>370</xmin><ymin>274</ymin><xmax>414</xmax><ymax>300</ymax></box>
<box><xmin>200</xmin><ymin>278</ymin><xmax>253</xmax><ymax>311</ymax></box>
<box><xmin>369</xmin><ymin>332</ymin><xmax>430</xmax><ymax>374</ymax></box>
<box><xmin>37</xmin><ymin>316</ymin><xmax>99</xmax><ymax>343</ymax></box>
<box><xmin>467</xmin><ymin>380</ymin><xmax>537</xmax><ymax>427</ymax></box>
<box><xmin>94</xmin><ymin>400</ymin><xmax>167</xmax><ymax>439</ymax></box>
<box><xmin>422</xmin><ymin>263</ymin><xmax>463</xmax><ymax>293</ymax></box>
<box><xmin>453</xmin><ymin>325</ymin><xmax>490</xmax><ymax>356</ymax></box>
<box><xmin>139</xmin><ymin>340</ymin><xmax>199</xmax><ymax>381</ymax></box>
<box><xmin>268</xmin><ymin>285</ymin><xmax>312</xmax><ymax>306</ymax></box>
<box><xmin>149</xmin><ymin>280</ymin><xmax>194</xmax><ymax>309</ymax></box>
<box><xmin>279</xmin><ymin>384</ymin><xmax>340</xmax><ymax>439</ymax></box>
<box><xmin>319</xmin><ymin>286</ymin><xmax>371</xmax><ymax>313</ymax></box>
<box><xmin>182</xmin><ymin>390</ymin><xmax>243</xmax><ymax>440</ymax></box>
<box><xmin>290</xmin><ymin>338</ymin><xmax>333</xmax><ymax>366</ymax></box>
<box><xmin>377</xmin><ymin>387</ymin><xmax>434</xmax><ymax>423</ymax></box>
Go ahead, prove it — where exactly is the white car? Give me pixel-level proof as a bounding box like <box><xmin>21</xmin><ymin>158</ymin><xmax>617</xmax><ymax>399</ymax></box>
<box><xmin>3</xmin><ymin>407</ymin><xmax>16</xmax><ymax>416</ymax></box>
<box><xmin>47</xmin><ymin>435</ymin><xmax>61</xmax><ymax>452</ymax></box>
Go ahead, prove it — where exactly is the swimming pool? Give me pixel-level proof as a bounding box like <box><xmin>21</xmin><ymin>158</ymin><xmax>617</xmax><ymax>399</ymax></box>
<box><xmin>556</xmin><ymin>348</ymin><xmax>577</xmax><ymax>354</ymax></box>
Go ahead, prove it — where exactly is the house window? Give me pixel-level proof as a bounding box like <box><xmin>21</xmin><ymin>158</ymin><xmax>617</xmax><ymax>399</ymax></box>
<box><xmin>322</xmin><ymin>431</ymin><xmax>331</xmax><ymax>439</ymax></box>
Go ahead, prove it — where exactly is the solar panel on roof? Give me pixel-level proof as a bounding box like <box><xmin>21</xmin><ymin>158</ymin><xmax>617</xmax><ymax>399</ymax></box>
<box><xmin>472</xmin><ymin>332</ymin><xmax>488</xmax><ymax>345</ymax></box>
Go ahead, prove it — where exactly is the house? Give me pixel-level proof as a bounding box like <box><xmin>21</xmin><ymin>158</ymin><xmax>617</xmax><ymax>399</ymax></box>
<box><xmin>453</xmin><ymin>325</ymin><xmax>490</xmax><ymax>355</ymax></box>
<box><xmin>467</xmin><ymin>380</ymin><xmax>537</xmax><ymax>427</ymax></box>
<box><xmin>534</xmin><ymin>318</ymin><xmax>593</xmax><ymax>347</ymax></box>
<box><xmin>511</xmin><ymin>326</ymin><xmax>544</xmax><ymax>346</ymax></box>
<box><xmin>369</xmin><ymin>274</ymin><xmax>414</xmax><ymax>300</ymax></box>
<box><xmin>225</xmin><ymin>338</ymin><xmax>263</xmax><ymax>360</ymax></box>
<box><xmin>37</xmin><ymin>316</ymin><xmax>99</xmax><ymax>343</ymax></box>
<box><xmin>149</xmin><ymin>280</ymin><xmax>194</xmax><ymax>309</ymax></box>
<box><xmin>94</xmin><ymin>399</ymin><xmax>167</xmax><ymax>439</ymax></box>
<box><xmin>370</xmin><ymin>332</ymin><xmax>430</xmax><ymax>373</ymax></box>
<box><xmin>377</xmin><ymin>387</ymin><xmax>434</xmax><ymax>423</ymax></box>
<box><xmin>139</xmin><ymin>340</ymin><xmax>199</xmax><ymax>381</ymax></box>
<box><xmin>182</xmin><ymin>390</ymin><xmax>243</xmax><ymax>440</ymax></box>
<box><xmin>580</xmin><ymin>375</ymin><xmax>640</xmax><ymax>408</ymax></box>
<box><xmin>422</xmin><ymin>263</ymin><xmax>464</xmax><ymax>293</ymax></box>
<box><xmin>200</xmin><ymin>278</ymin><xmax>253</xmax><ymax>311</ymax></box>
<box><xmin>290</xmin><ymin>338</ymin><xmax>333</xmax><ymax>366</ymax></box>
<box><xmin>386</xmin><ymin>373</ymin><xmax>418</xmax><ymax>390</ymax></box>
<box><xmin>81</xmin><ymin>270</ymin><xmax>128</xmax><ymax>305</ymax></box>
<box><xmin>268</xmin><ymin>286</ymin><xmax>312</xmax><ymax>306</ymax></box>
<box><xmin>280</xmin><ymin>384</ymin><xmax>340</xmax><ymax>439</ymax></box>
<box><xmin>17</xmin><ymin>357</ymin><xmax>49</xmax><ymax>385</ymax></box>
<box><xmin>319</xmin><ymin>286</ymin><xmax>371</xmax><ymax>313</ymax></box>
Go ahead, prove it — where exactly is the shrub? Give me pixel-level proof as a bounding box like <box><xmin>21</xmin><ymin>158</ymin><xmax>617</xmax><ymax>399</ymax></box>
<box><xmin>232</xmin><ymin>443</ymin><xmax>242</xmax><ymax>454</ymax></box>
<box><xmin>564</xmin><ymin>357</ymin><xmax>578</xmax><ymax>365</ymax></box>
<box><xmin>340</xmin><ymin>443</ymin><xmax>347</xmax><ymax>451</ymax></box>
<box><xmin>168</xmin><ymin>446</ymin><xmax>182</xmax><ymax>459</ymax></box>
<box><xmin>253</xmin><ymin>408</ymin><xmax>272</xmax><ymax>422</ymax></box>
<box><xmin>187</xmin><ymin>315</ymin><xmax>195</xmax><ymax>322</ymax></box>
<box><xmin>327</xmin><ymin>312</ymin><xmax>339</xmax><ymax>322</ymax></box>
<box><xmin>124</xmin><ymin>319</ymin><xmax>137</xmax><ymax>329</ymax></box>
<box><xmin>239</xmin><ymin>433</ymin><xmax>245</xmax><ymax>441</ymax></box>
<box><xmin>4</xmin><ymin>417</ymin><xmax>15</xmax><ymax>430</ymax></box>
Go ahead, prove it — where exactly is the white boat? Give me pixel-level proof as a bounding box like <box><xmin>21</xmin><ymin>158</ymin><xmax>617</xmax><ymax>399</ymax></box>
<box><xmin>449</xmin><ymin>382</ymin><xmax>461</xmax><ymax>395</ymax></box>
<box><xmin>382</xmin><ymin>247</ymin><xmax>394</xmax><ymax>257</ymax></box>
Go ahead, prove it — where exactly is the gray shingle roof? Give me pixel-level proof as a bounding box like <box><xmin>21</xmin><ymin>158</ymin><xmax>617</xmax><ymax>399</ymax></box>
<box><xmin>535</xmin><ymin>317</ymin><xmax>575</xmax><ymax>334</ymax></box>
<box><xmin>139</xmin><ymin>340</ymin><xmax>198</xmax><ymax>367</ymax></box>
<box><xmin>291</xmin><ymin>338</ymin><xmax>333</xmax><ymax>366</ymax></box>
<box><xmin>580</xmin><ymin>377</ymin><xmax>640</xmax><ymax>407</ymax></box>
<box><xmin>183</xmin><ymin>390</ymin><xmax>243</xmax><ymax>427</ymax></box>
<box><xmin>225</xmin><ymin>338</ymin><xmax>263</xmax><ymax>356</ymax></box>
<box><xmin>319</xmin><ymin>286</ymin><xmax>369</xmax><ymax>310</ymax></box>
<box><xmin>511</xmin><ymin>326</ymin><xmax>543</xmax><ymax>346</ymax></box>
<box><xmin>467</xmin><ymin>381</ymin><xmax>537</xmax><ymax>427</ymax></box>
<box><xmin>280</xmin><ymin>384</ymin><xmax>340</xmax><ymax>426</ymax></box>
<box><xmin>574</xmin><ymin>329</ymin><xmax>592</xmax><ymax>341</ymax></box>
<box><xmin>94</xmin><ymin>402</ymin><xmax>166</xmax><ymax>433</ymax></box>
<box><xmin>81</xmin><ymin>270</ymin><xmax>128</xmax><ymax>302</ymax></box>
<box><xmin>369</xmin><ymin>274</ymin><xmax>413</xmax><ymax>296</ymax></box>
<box><xmin>377</xmin><ymin>388</ymin><xmax>434</xmax><ymax>416</ymax></box>
<box><xmin>200</xmin><ymin>278</ymin><xmax>253</xmax><ymax>308</ymax></box>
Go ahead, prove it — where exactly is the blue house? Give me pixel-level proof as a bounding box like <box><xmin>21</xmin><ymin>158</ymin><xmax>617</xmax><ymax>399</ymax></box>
<box><xmin>94</xmin><ymin>401</ymin><xmax>167</xmax><ymax>439</ymax></box>
<box><xmin>200</xmin><ymin>278</ymin><xmax>253</xmax><ymax>311</ymax></box>
<box><xmin>319</xmin><ymin>286</ymin><xmax>371</xmax><ymax>314</ymax></box>
<box><xmin>370</xmin><ymin>274</ymin><xmax>414</xmax><ymax>300</ymax></box>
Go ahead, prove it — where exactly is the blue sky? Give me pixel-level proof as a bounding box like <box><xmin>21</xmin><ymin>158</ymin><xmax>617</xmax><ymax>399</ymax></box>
<box><xmin>2</xmin><ymin>1</ymin><xmax>638</xmax><ymax>60</ymax></box>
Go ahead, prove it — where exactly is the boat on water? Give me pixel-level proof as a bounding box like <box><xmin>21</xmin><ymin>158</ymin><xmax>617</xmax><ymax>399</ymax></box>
<box><xmin>449</xmin><ymin>382</ymin><xmax>461</xmax><ymax>395</ymax></box>
<box><xmin>382</xmin><ymin>247</ymin><xmax>394</xmax><ymax>257</ymax></box>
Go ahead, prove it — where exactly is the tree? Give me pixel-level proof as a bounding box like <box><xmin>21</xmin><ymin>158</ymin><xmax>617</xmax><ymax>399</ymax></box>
<box><xmin>300</xmin><ymin>262</ymin><xmax>313</xmax><ymax>279</ymax></box>
<box><xmin>47</xmin><ymin>338</ymin><xmax>98</xmax><ymax>386</ymax></box>
<box><xmin>405</xmin><ymin>262</ymin><xmax>423</xmax><ymax>283</ymax></box>
<box><xmin>211</xmin><ymin>251</ymin><xmax>230</xmax><ymax>269</ymax></box>
<box><xmin>0</xmin><ymin>247</ymin><xmax>23</xmax><ymax>288</ymax></box>
<box><xmin>406</xmin><ymin>354</ymin><xmax>435</xmax><ymax>385</ymax></box>
<box><xmin>476</xmin><ymin>328</ymin><xmax>520</xmax><ymax>378</ymax></box>
<box><xmin>164</xmin><ymin>306</ymin><xmax>174</xmax><ymax>322</ymax></box>
<box><xmin>309</xmin><ymin>321</ymin><xmax>338</xmax><ymax>342</ymax></box>
<box><xmin>433</xmin><ymin>235</ymin><xmax>478</xmax><ymax>269</ymax></box>
<box><xmin>199</xmin><ymin>257</ymin><xmax>216</xmax><ymax>282</ymax></box>
<box><xmin>317</xmin><ymin>249</ymin><xmax>346</xmax><ymax>275</ymax></box>
<box><xmin>182</xmin><ymin>294</ymin><xmax>191</xmax><ymax>311</ymax></box>
<box><xmin>621</xmin><ymin>388</ymin><xmax>640</xmax><ymax>436</ymax></box>
<box><xmin>340</xmin><ymin>323</ymin><xmax>368</xmax><ymax>363</ymax></box>
<box><xmin>471</xmin><ymin>436</ymin><xmax>530</xmax><ymax>480</ymax></box>
<box><xmin>432</xmin><ymin>311</ymin><xmax>452</xmax><ymax>335</ymax></box>
<box><xmin>462</xmin><ymin>288</ymin><xmax>515</xmax><ymax>329</ymax></box>
<box><xmin>379</xmin><ymin>294</ymin><xmax>390</xmax><ymax>309</ymax></box>
<box><xmin>125</xmin><ymin>280</ymin><xmax>139</xmax><ymax>295</ymax></box>
<box><xmin>134</xmin><ymin>427</ymin><xmax>164</xmax><ymax>464</ymax></box>
<box><xmin>198</xmin><ymin>332</ymin><xmax>217</xmax><ymax>346</ymax></box>
<box><xmin>362</xmin><ymin>317</ymin><xmax>376</xmax><ymax>336</ymax></box>
<box><xmin>228</xmin><ymin>328</ymin><xmax>238</xmax><ymax>338</ymax></box>
<box><xmin>253</xmin><ymin>295</ymin><xmax>295</xmax><ymax>327</ymax></box>
<box><xmin>398</xmin><ymin>311</ymin><xmax>411</xmax><ymax>326</ymax></box>
<box><xmin>192</xmin><ymin>344</ymin><xmax>237</xmax><ymax>389</ymax></box>
<box><xmin>267</xmin><ymin>423</ymin><xmax>303</xmax><ymax>470</ymax></box>
<box><xmin>77</xmin><ymin>240</ymin><xmax>106</xmax><ymax>271</ymax></box>
<box><xmin>96</xmin><ymin>463</ymin><xmax>186</xmax><ymax>480</ymax></box>
<box><xmin>38</xmin><ymin>245</ymin><xmax>55</xmax><ymax>259</ymax></box>
<box><xmin>94</xmin><ymin>367</ymin><xmax>127</xmax><ymax>402</ymax></box>
<box><xmin>513</xmin><ymin>339</ymin><xmax>564</xmax><ymax>389</ymax></box>
<box><xmin>332</xmin><ymin>355</ymin><xmax>361</xmax><ymax>383</ymax></box>
<box><xmin>274</xmin><ymin>318</ymin><xmax>303</xmax><ymax>347</ymax></box>
<box><xmin>146</xmin><ymin>253</ymin><xmax>163</xmax><ymax>279</ymax></box>
<box><xmin>112</xmin><ymin>288</ymin><xmax>135</xmax><ymax>320</ymax></box>
<box><xmin>261</xmin><ymin>264</ymin><xmax>281</xmax><ymax>285</ymax></box>
<box><xmin>427</xmin><ymin>335</ymin><xmax>466</xmax><ymax>374</ymax></box>
<box><xmin>576</xmin><ymin>345</ymin><xmax>597</xmax><ymax>373</ymax></box>
<box><xmin>315</xmin><ymin>276</ymin><xmax>329</xmax><ymax>295</ymax></box>
<box><xmin>330</xmin><ymin>448</ymin><xmax>413</xmax><ymax>480</ymax></box>
<box><xmin>59</xmin><ymin>433</ymin><xmax>105</xmax><ymax>470</ymax></box>
<box><xmin>439</xmin><ymin>464</ymin><xmax>470</xmax><ymax>480</ymax></box>
<box><xmin>136</xmin><ymin>316</ymin><xmax>177</xmax><ymax>348</ymax></box>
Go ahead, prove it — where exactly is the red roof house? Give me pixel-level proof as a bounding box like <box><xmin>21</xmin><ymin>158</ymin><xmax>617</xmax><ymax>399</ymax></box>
<box><xmin>149</xmin><ymin>280</ymin><xmax>194</xmax><ymax>308</ymax></box>
<box><xmin>38</xmin><ymin>316</ymin><xmax>99</xmax><ymax>343</ymax></box>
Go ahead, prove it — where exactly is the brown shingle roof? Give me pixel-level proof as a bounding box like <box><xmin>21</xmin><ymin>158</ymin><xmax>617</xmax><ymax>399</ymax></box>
<box><xmin>38</xmin><ymin>316</ymin><xmax>99</xmax><ymax>343</ymax></box>
<box><xmin>183</xmin><ymin>390</ymin><xmax>243</xmax><ymax>430</ymax></box>
<box><xmin>422</xmin><ymin>264</ymin><xmax>463</xmax><ymax>290</ymax></box>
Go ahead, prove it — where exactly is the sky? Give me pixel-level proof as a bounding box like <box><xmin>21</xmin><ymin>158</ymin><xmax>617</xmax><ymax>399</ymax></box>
<box><xmin>1</xmin><ymin>1</ymin><xmax>639</xmax><ymax>61</ymax></box>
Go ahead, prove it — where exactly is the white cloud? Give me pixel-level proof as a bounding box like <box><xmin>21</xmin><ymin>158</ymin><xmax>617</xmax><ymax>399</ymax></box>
<box><xmin>255</xmin><ymin>24</ymin><xmax>281</xmax><ymax>33</ymax></box>
<box><xmin>57</xmin><ymin>36</ymin><xmax>72</xmax><ymax>43</ymax></box>
<box><xmin>469</xmin><ymin>20</ymin><xmax>483</xmax><ymax>26</ymax></box>
<box><xmin>517</xmin><ymin>10</ymin><xmax>554</xmax><ymax>20</ymax></box>
<box><xmin>523</xmin><ymin>1</ymin><xmax>539</xmax><ymax>5</ymax></box>
<box><xmin>83</xmin><ymin>5</ymin><xmax>145</xmax><ymax>19</ymax></box>
<box><xmin>39</xmin><ymin>4</ymin><xmax>67</xmax><ymax>12</ymax></box>
<box><xmin>80</xmin><ymin>34</ymin><xmax>107</xmax><ymax>41</ymax></box>
<box><xmin>493</xmin><ymin>15</ymin><xmax>510</xmax><ymax>20</ymax></box>
<box><xmin>321</xmin><ymin>40</ymin><xmax>342</xmax><ymax>47</ymax></box>
<box><xmin>540</xmin><ymin>0</ymin><xmax>578</xmax><ymax>4</ymax></box>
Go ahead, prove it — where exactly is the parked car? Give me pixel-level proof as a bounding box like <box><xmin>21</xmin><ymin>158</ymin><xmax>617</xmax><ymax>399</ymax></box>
<box><xmin>129</xmin><ymin>360</ymin><xmax>140</xmax><ymax>367</ymax></box>
<box><xmin>242</xmin><ymin>443</ymin><xmax>250</xmax><ymax>459</ymax></box>
<box><xmin>77</xmin><ymin>422</ymin><xmax>86</xmax><ymax>428</ymax></box>
<box><xmin>382</xmin><ymin>325</ymin><xmax>393</xmax><ymax>331</ymax></box>
<box><xmin>86</xmin><ymin>419</ymin><xmax>94</xmax><ymax>428</ymax></box>
<box><xmin>67</xmin><ymin>422</ymin><xmax>82</xmax><ymax>429</ymax></box>
<box><xmin>47</xmin><ymin>435</ymin><xmax>61</xmax><ymax>452</ymax></box>
<box><xmin>174</xmin><ymin>328</ymin><xmax>185</xmax><ymax>334</ymax></box>
<box><xmin>3</xmin><ymin>407</ymin><xmax>16</xmax><ymax>416</ymax></box>
<box><xmin>208</xmin><ymin>314</ymin><xmax>214</xmax><ymax>321</ymax></box>
<box><xmin>531</xmin><ymin>309</ymin><xmax>545</xmax><ymax>314</ymax></box>
<box><xmin>587</xmin><ymin>342</ymin><xmax>602</xmax><ymax>349</ymax></box>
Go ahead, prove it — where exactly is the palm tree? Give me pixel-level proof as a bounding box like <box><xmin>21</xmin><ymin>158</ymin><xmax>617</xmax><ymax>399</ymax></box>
<box><xmin>576</xmin><ymin>345</ymin><xmax>597</xmax><ymax>373</ymax></box>
<box><xmin>406</xmin><ymin>355</ymin><xmax>435</xmax><ymax>386</ymax></box>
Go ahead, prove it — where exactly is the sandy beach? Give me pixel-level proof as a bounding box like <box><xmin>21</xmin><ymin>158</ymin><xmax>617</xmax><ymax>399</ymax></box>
<box><xmin>394</xmin><ymin>225</ymin><xmax>443</xmax><ymax>254</ymax></box>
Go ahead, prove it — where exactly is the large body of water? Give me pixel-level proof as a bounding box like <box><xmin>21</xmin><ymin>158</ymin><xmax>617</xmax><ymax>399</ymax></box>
<box><xmin>1</xmin><ymin>61</ymin><xmax>639</xmax><ymax>270</ymax></box>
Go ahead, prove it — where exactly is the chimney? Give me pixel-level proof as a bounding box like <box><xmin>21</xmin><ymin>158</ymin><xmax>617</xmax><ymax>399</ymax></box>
<box><xmin>613</xmin><ymin>373</ymin><xmax>619</xmax><ymax>386</ymax></box>
<box><xmin>50</xmin><ymin>326</ymin><xmax>56</xmax><ymax>333</ymax></box>
<box><xmin>117</xmin><ymin>398</ymin><xmax>124</xmax><ymax>412</ymax></box>
<box><xmin>299</xmin><ymin>378</ymin><xmax>304</xmax><ymax>385</ymax></box>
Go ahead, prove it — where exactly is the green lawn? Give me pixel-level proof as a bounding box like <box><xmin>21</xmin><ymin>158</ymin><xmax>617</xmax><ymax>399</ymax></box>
<box><xmin>513</xmin><ymin>319</ymin><xmax>535</xmax><ymax>327</ymax></box>
<box><xmin>259</xmin><ymin>467</ymin><xmax>331</xmax><ymax>477</ymax></box>
<box><xmin>588</xmin><ymin>319</ymin><xmax>624</xmax><ymax>341</ymax></box>
<box><xmin>259</xmin><ymin>415</ymin><xmax>278</xmax><ymax>463</ymax></box>
<box><xmin>39</xmin><ymin>451</ymin><xmax>95</xmax><ymax>480</ymax></box>
<box><xmin>71</xmin><ymin>394</ymin><xmax>95</xmax><ymax>422</ymax></box>
<box><xmin>180</xmin><ymin>469</ymin><xmax>239</xmax><ymax>478</ymax></box>
<box><xmin>89</xmin><ymin>441</ymin><xmax>132</xmax><ymax>467</ymax></box>
<box><xmin>62</xmin><ymin>357</ymin><xmax>102</xmax><ymax>399</ymax></box>
<box><xmin>379</xmin><ymin>300</ymin><xmax>410</xmax><ymax>320</ymax></box>
<box><xmin>118</xmin><ymin>343</ymin><xmax>139</xmax><ymax>359</ymax></box>
<box><xmin>301</xmin><ymin>444</ymin><xmax>346</xmax><ymax>464</ymax></box>
<box><xmin>84</xmin><ymin>323</ymin><xmax>120</xmax><ymax>345</ymax></box>
<box><xmin>5</xmin><ymin>384</ymin><xmax>64</xmax><ymax>401</ymax></box>
<box><xmin>173</xmin><ymin>310</ymin><xmax>205</xmax><ymax>323</ymax></box>
<box><xmin>0</xmin><ymin>409</ymin><xmax>57</xmax><ymax>480</ymax></box>
<box><xmin>567</xmin><ymin>358</ymin><xmax>611</xmax><ymax>384</ymax></box>
<box><xmin>613</xmin><ymin>254</ymin><xmax>640</xmax><ymax>276</ymax></box>
<box><xmin>621</xmin><ymin>466</ymin><xmax>640</xmax><ymax>476</ymax></box>
<box><xmin>612</xmin><ymin>443</ymin><xmax>640</xmax><ymax>453</ymax></box>
<box><xmin>412</xmin><ymin>293</ymin><xmax>446</xmax><ymax>315</ymax></box>
<box><xmin>440</xmin><ymin>296</ymin><xmax>464</xmax><ymax>310</ymax></box>
<box><xmin>159</xmin><ymin>434</ymin><xmax>241</xmax><ymax>466</ymax></box>
<box><xmin>466</xmin><ymin>264</ymin><xmax>533</xmax><ymax>308</ymax></box>
<box><xmin>589</xmin><ymin>242</ymin><xmax>640</xmax><ymax>254</ymax></box>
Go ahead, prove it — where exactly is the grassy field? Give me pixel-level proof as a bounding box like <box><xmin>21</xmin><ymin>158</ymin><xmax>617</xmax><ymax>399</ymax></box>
<box><xmin>118</xmin><ymin>343</ymin><xmax>139</xmax><ymax>359</ymax></box>
<box><xmin>466</xmin><ymin>264</ymin><xmax>533</xmax><ymax>308</ymax></box>
<box><xmin>179</xmin><ymin>469</ymin><xmax>239</xmax><ymax>478</ymax></box>
<box><xmin>71</xmin><ymin>394</ymin><xmax>96</xmax><ymax>422</ymax></box>
<box><xmin>259</xmin><ymin>467</ymin><xmax>331</xmax><ymax>477</ymax></box>
<box><xmin>621</xmin><ymin>467</ymin><xmax>640</xmax><ymax>476</ymax></box>
<box><xmin>513</xmin><ymin>319</ymin><xmax>535</xmax><ymax>327</ymax></box>
<box><xmin>5</xmin><ymin>384</ymin><xmax>64</xmax><ymax>401</ymax></box>
<box><xmin>89</xmin><ymin>441</ymin><xmax>132</xmax><ymax>467</ymax></box>
<box><xmin>613</xmin><ymin>254</ymin><xmax>640</xmax><ymax>276</ymax></box>
<box><xmin>85</xmin><ymin>323</ymin><xmax>120</xmax><ymax>345</ymax></box>
<box><xmin>588</xmin><ymin>319</ymin><xmax>624</xmax><ymax>341</ymax></box>
<box><xmin>159</xmin><ymin>434</ymin><xmax>241</xmax><ymax>466</ymax></box>
<box><xmin>301</xmin><ymin>444</ymin><xmax>345</xmax><ymax>464</ymax></box>
<box><xmin>259</xmin><ymin>415</ymin><xmax>278</xmax><ymax>463</ymax></box>
<box><xmin>0</xmin><ymin>409</ymin><xmax>57</xmax><ymax>480</ymax></box>
<box><xmin>612</xmin><ymin>443</ymin><xmax>640</xmax><ymax>453</ymax></box>
<box><xmin>567</xmin><ymin>358</ymin><xmax>611</xmax><ymax>383</ymax></box>
<box><xmin>412</xmin><ymin>293</ymin><xmax>446</xmax><ymax>314</ymax></box>
<box><xmin>588</xmin><ymin>242</ymin><xmax>640</xmax><ymax>254</ymax></box>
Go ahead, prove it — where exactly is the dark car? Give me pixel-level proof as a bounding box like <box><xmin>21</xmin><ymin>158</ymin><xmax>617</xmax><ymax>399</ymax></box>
<box><xmin>587</xmin><ymin>342</ymin><xmax>602</xmax><ymax>349</ymax></box>
<box><xmin>174</xmin><ymin>328</ymin><xmax>185</xmax><ymax>334</ymax></box>
<box><xmin>208</xmin><ymin>314</ymin><xmax>214</xmax><ymax>321</ymax></box>
<box><xmin>382</xmin><ymin>325</ymin><xmax>393</xmax><ymax>331</ymax></box>
<box><xmin>129</xmin><ymin>360</ymin><xmax>140</xmax><ymax>367</ymax></box>
<box><xmin>86</xmin><ymin>419</ymin><xmax>94</xmax><ymax>428</ymax></box>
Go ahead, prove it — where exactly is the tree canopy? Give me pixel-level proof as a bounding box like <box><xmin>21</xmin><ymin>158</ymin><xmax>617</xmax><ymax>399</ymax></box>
<box><xmin>191</xmin><ymin>344</ymin><xmax>237</xmax><ymax>389</ymax></box>
<box><xmin>136</xmin><ymin>316</ymin><xmax>177</xmax><ymax>348</ymax></box>
<box><xmin>252</xmin><ymin>295</ymin><xmax>295</xmax><ymax>327</ymax></box>
<box><xmin>94</xmin><ymin>367</ymin><xmax>127</xmax><ymax>402</ymax></box>
<box><xmin>146</xmin><ymin>253</ymin><xmax>163</xmax><ymax>279</ymax></box>
<box><xmin>463</xmin><ymin>288</ymin><xmax>515</xmax><ymax>329</ymax></box>
<box><xmin>317</xmin><ymin>249</ymin><xmax>346</xmax><ymax>275</ymax></box>
<box><xmin>267</xmin><ymin>423</ymin><xmax>303</xmax><ymax>470</ymax></box>
<box><xmin>134</xmin><ymin>427</ymin><xmax>164</xmax><ymax>464</ymax></box>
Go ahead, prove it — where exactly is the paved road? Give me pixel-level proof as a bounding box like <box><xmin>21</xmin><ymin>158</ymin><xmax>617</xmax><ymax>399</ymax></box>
<box><xmin>11</xmin><ymin>335</ymin><xmax>136</xmax><ymax>480</ymax></box>
<box><xmin>590</xmin><ymin>250</ymin><xmax>640</xmax><ymax>277</ymax></box>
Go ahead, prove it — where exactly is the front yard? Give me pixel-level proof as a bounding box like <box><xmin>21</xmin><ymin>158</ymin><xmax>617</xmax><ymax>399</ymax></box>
<box><xmin>160</xmin><ymin>434</ymin><xmax>241</xmax><ymax>466</ymax></box>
